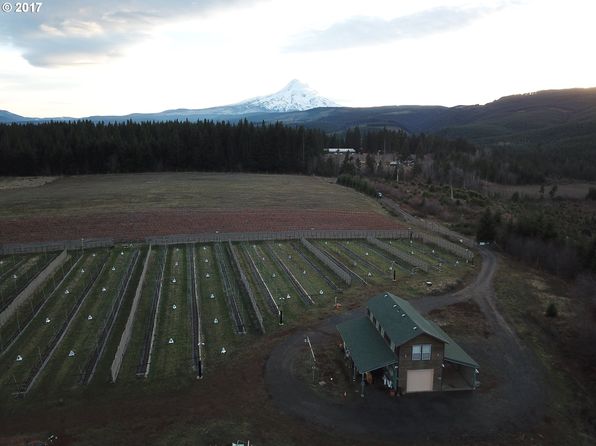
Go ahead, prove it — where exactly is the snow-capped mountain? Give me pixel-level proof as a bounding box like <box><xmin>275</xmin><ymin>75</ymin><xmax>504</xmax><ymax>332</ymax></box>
<box><xmin>0</xmin><ymin>80</ymin><xmax>339</xmax><ymax>123</ymax></box>
<box><xmin>236</xmin><ymin>79</ymin><xmax>339</xmax><ymax>112</ymax></box>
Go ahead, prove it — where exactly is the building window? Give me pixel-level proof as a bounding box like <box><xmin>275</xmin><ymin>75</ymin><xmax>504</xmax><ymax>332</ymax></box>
<box><xmin>412</xmin><ymin>345</ymin><xmax>421</xmax><ymax>360</ymax></box>
<box><xmin>412</xmin><ymin>344</ymin><xmax>432</xmax><ymax>360</ymax></box>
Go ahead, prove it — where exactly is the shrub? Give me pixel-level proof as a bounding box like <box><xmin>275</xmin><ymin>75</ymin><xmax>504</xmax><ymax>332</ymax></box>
<box><xmin>336</xmin><ymin>174</ymin><xmax>377</xmax><ymax>197</ymax></box>
<box><xmin>586</xmin><ymin>187</ymin><xmax>596</xmax><ymax>201</ymax></box>
<box><xmin>545</xmin><ymin>302</ymin><xmax>558</xmax><ymax>318</ymax></box>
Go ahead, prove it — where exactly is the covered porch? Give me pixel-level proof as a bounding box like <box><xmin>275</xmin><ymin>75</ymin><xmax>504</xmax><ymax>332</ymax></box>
<box><xmin>337</xmin><ymin>316</ymin><xmax>398</xmax><ymax>396</ymax></box>
<box><xmin>441</xmin><ymin>335</ymin><xmax>480</xmax><ymax>391</ymax></box>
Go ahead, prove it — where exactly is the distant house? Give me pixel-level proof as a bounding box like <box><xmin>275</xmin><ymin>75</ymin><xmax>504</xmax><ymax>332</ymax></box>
<box><xmin>337</xmin><ymin>292</ymin><xmax>479</xmax><ymax>395</ymax></box>
<box><xmin>323</xmin><ymin>148</ymin><xmax>356</xmax><ymax>154</ymax></box>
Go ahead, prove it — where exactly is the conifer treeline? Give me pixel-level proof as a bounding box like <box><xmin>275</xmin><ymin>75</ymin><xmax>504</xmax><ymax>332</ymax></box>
<box><xmin>0</xmin><ymin>120</ymin><xmax>328</xmax><ymax>176</ymax></box>
<box><xmin>2</xmin><ymin>119</ymin><xmax>594</xmax><ymax>183</ymax></box>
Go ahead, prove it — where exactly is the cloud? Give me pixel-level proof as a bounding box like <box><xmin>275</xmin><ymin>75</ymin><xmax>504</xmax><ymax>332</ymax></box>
<box><xmin>0</xmin><ymin>0</ymin><xmax>260</xmax><ymax>66</ymax></box>
<box><xmin>285</xmin><ymin>3</ymin><xmax>509</xmax><ymax>52</ymax></box>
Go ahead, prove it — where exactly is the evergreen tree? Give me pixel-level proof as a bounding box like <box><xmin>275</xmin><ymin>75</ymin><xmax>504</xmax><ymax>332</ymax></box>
<box><xmin>476</xmin><ymin>208</ymin><xmax>497</xmax><ymax>243</ymax></box>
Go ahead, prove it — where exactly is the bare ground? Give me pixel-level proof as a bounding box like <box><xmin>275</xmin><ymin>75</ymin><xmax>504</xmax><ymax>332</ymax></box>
<box><xmin>0</xmin><ymin>172</ymin><xmax>401</xmax><ymax>244</ymax></box>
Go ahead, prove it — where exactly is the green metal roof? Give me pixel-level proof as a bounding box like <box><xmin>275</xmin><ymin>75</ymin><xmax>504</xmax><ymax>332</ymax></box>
<box><xmin>367</xmin><ymin>292</ymin><xmax>450</xmax><ymax>347</ymax></box>
<box><xmin>336</xmin><ymin>317</ymin><xmax>398</xmax><ymax>373</ymax></box>
<box><xmin>428</xmin><ymin>321</ymin><xmax>479</xmax><ymax>368</ymax></box>
<box><xmin>366</xmin><ymin>292</ymin><xmax>479</xmax><ymax>369</ymax></box>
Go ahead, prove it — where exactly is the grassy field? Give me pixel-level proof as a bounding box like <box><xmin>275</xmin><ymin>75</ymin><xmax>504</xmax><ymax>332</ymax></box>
<box><xmin>117</xmin><ymin>246</ymin><xmax>164</xmax><ymax>380</ymax></box>
<box><xmin>0</xmin><ymin>254</ymin><xmax>80</xmax><ymax>350</ymax></box>
<box><xmin>494</xmin><ymin>257</ymin><xmax>596</xmax><ymax>444</ymax></box>
<box><xmin>0</xmin><ymin>172</ymin><xmax>383</xmax><ymax>218</ymax></box>
<box><xmin>150</xmin><ymin>246</ymin><xmax>193</xmax><ymax>381</ymax></box>
<box><xmin>269</xmin><ymin>242</ymin><xmax>335</xmax><ymax>298</ymax></box>
<box><xmin>242</xmin><ymin>243</ymin><xmax>306</xmax><ymax>324</ymax></box>
<box><xmin>0</xmin><ymin>251</ymin><xmax>105</xmax><ymax>397</ymax></box>
<box><xmin>196</xmin><ymin>244</ymin><xmax>239</xmax><ymax>365</ymax></box>
<box><xmin>0</xmin><ymin>252</ymin><xmax>57</xmax><ymax>309</ymax></box>
<box><xmin>34</xmin><ymin>249</ymin><xmax>135</xmax><ymax>393</ymax></box>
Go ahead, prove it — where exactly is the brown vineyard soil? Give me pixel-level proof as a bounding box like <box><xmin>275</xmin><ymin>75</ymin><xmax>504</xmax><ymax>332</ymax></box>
<box><xmin>1</xmin><ymin>208</ymin><xmax>404</xmax><ymax>244</ymax></box>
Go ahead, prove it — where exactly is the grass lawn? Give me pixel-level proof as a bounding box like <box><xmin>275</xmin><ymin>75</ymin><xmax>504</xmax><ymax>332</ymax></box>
<box><xmin>150</xmin><ymin>246</ymin><xmax>192</xmax><ymax>382</ymax></box>
<box><xmin>196</xmin><ymin>244</ymin><xmax>239</xmax><ymax>369</ymax></box>
<box><xmin>116</xmin><ymin>247</ymin><xmax>164</xmax><ymax>381</ymax></box>
<box><xmin>0</xmin><ymin>251</ymin><xmax>104</xmax><ymax>397</ymax></box>
<box><xmin>0</xmin><ymin>254</ymin><xmax>45</xmax><ymax>307</ymax></box>
<box><xmin>33</xmin><ymin>249</ymin><xmax>134</xmax><ymax>394</ymax></box>
<box><xmin>232</xmin><ymin>243</ymin><xmax>280</xmax><ymax>331</ymax></box>
<box><xmin>242</xmin><ymin>243</ymin><xmax>305</xmax><ymax>325</ymax></box>
<box><xmin>0</xmin><ymin>253</ymin><xmax>80</xmax><ymax>350</ymax></box>
<box><xmin>494</xmin><ymin>257</ymin><xmax>596</xmax><ymax>444</ymax></box>
<box><xmin>270</xmin><ymin>242</ymin><xmax>334</xmax><ymax>300</ymax></box>
<box><xmin>91</xmin><ymin>246</ymin><xmax>146</xmax><ymax>386</ymax></box>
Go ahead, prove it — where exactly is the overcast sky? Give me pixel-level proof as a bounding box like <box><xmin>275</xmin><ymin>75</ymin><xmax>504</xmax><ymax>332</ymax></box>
<box><xmin>1</xmin><ymin>0</ymin><xmax>595</xmax><ymax>117</ymax></box>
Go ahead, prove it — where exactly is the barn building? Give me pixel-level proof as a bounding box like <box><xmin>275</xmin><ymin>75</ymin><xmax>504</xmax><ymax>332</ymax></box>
<box><xmin>337</xmin><ymin>292</ymin><xmax>479</xmax><ymax>395</ymax></box>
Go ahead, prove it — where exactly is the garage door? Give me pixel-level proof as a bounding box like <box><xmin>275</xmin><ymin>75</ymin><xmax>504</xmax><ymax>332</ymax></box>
<box><xmin>406</xmin><ymin>369</ymin><xmax>434</xmax><ymax>393</ymax></box>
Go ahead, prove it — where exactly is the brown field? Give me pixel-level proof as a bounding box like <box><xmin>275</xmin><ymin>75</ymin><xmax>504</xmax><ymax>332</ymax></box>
<box><xmin>0</xmin><ymin>173</ymin><xmax>400</xmax><ymax>244</ymax></box>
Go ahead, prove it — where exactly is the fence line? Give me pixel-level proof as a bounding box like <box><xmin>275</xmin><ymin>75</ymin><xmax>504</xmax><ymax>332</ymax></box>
<box><xmin>242</xmin><ymin>245</ymin><xmax>280</xmax><ymax>317</ymax></box>
<box><xmin>336</xmin><ymin>242</ymin><xmax>385</xmax><ymax>275</ymax></box>
<box><xmin>0</xmin><ymin>238</ymin><xmax>114</xmax><ymax>255</ymax></box>
<box><xmin>266</xmin><ymin>243</ymin><xmax>314</xmax><ymax>306</ymax></box>
<box><xmin>317</xmin><ymin>243</ymin><xmax>368</xmax><ymax>286</ymax></box>
<box><xmin>19</xmin><ymin>251</ymin><xmax>109</xmax><ymax>395</ymax></box>
<box><xmin>83</xmin><ymin>249</ymin><xmax>140</xmax><ymax>384</ymax></box>
<box><xmin>367</xmin><ymin>237</ymin><xmax>430</xmax><ymax>272</ymax></box>
<box><xmin>300</xmin><ymin>239</ymin><xmax>352</xmax><ymax>286</ymax></box>
<box><xmin>214</xmin><ymin>243</ymin><xmax>246</xmax><ymax>335</ymax></box>
<box><xmin>0</xmin><ymin>251</ymin><xmax>61</xmax><ymax>314</ymax></box>
<box><xmin>0</xmin><ymin>254</ymin><xmax>82</xmax><ymax>359</ymax></box>
<box><xmin>0</xmin><ymin>250</ymin><xmax>68</xmax><ymax>329</ymax></box>
<box><xmin>228</xmin><ymin>242</ymin><xmax>265</xmax><ymax>334</ymax></box>
<box><xmin>140</xmin><ymin>247</ymin><xmax>166</xmax><ymax>378</ymax></box>
<box><xmin>0</xmin><ymin>258</ymin><xmax>26</xmax><ymax>282</ymax></box>
<box><xmin>111</xmin><ymin>246</ymin><xmax>152</xmax><ymax>383</ymax></box>
<box><xmin>146</xmin><ymin>229</ymin><xmax>412</xmax><ymax>245</ymax></box>
<box><xmin>289</xmin><ymin>241</ymin><xmax>341</xmax><ymax>293</ymax></box>
<box><xmin>380</xmin><ymin>197</ymin><xmax>476</xmax><ymax>249</ymax></box>
<box><xmin>417</xmin><ymin>232</ymin><xmax>474</xmax><ymax>260</ymax></box>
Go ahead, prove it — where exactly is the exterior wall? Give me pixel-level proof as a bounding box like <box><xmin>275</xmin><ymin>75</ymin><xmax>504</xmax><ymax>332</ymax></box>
<box><xmin>397</xmin><ymin>333</ymin><xmax>444</xmax><ymax>393</ymax></box>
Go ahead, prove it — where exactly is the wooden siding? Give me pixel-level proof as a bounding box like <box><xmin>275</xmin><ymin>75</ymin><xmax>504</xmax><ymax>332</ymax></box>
<box><xmin>397</xmin><ymin>333</ymin><xmax>444</xmax><ymax>393</ymax></box>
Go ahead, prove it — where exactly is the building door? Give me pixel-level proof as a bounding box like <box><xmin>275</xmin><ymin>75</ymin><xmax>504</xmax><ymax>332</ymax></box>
<box><xmin>406</xmin><ymin>369</ymin><xmax>434</xmax><ymax>393</ymax></box>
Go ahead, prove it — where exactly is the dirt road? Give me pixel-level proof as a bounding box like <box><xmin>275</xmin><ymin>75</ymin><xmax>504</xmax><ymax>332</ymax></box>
<box><xmin>265</xmin><ymin>248</ymin><xmax>548</xmax><ymax>441</ymax></box>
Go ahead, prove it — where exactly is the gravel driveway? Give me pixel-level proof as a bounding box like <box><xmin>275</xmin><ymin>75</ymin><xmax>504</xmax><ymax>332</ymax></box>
<box><xmin>265</xmin><ymin>248</ymin><xmax>548</xmax><ymax>441</ymax></box>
